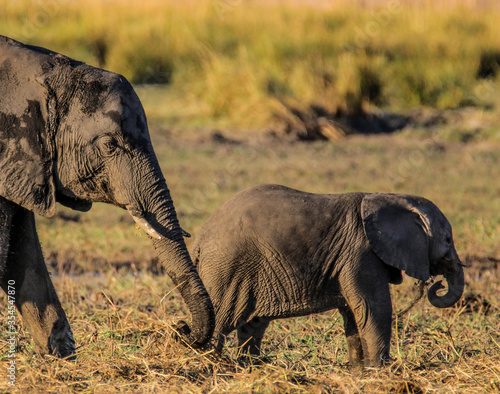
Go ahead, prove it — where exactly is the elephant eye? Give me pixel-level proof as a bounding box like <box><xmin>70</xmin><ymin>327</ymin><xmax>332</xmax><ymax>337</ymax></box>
<box><xmin>98</xmin><ymin>136</ymin><xmax>119</xmax><ymax>156</ymax></box>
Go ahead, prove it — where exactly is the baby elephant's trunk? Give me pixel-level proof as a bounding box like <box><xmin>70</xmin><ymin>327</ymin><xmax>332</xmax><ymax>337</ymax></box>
<box><xmin>427</xmin><ymin>258</ymin><xmax>464</xmax><ymax>308</ymax></box>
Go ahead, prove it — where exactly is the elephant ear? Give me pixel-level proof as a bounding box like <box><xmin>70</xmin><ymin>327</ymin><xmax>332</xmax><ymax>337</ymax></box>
<box><xmin>361</xmin><ymin>193</ymin><xmax>432</xmax><ymax>281</ymax></box>
<box><xmin>0</xmin><ymin>100</ymin><xmax>57</xmax><ymax>218</ymax></box>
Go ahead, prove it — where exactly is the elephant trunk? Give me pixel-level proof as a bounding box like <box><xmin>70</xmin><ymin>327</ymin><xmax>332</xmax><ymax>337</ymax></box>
<box><xmin>427</xmin><ymin>255</ymin><xmax>464</xmax><ymax>308</ymax></box>
<box><xmin>153</xmin><ymin>236</ymin><xmax>215</xmax><ymax>346</ymax></box>
<box><xmin>126</xmin><ymin>178</ymin><xmax>214</xmax><ymax>347</ymax></box>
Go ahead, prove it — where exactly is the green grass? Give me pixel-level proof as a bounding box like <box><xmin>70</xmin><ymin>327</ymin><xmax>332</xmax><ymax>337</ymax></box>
<box><xmin>1</xmin><ymin>0</ymin><xmax>500</xmax><ymax>131</ymax></box>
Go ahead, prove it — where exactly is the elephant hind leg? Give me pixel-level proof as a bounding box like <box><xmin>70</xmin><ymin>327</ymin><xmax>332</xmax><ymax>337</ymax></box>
<box><xmin>236</xmin><ymin>316</ymin><xmax>270</xmax><ymax>359</ymax></box>
<box><xmin>210</xmin><ymin>330</ymin><xmax>227</xmax><ymax>356</ymax></box>
<box><xmin>339</xmin><ymin>307</ymin><xmax>363</xmax><ymax>366</ymax></box>
<box><xmin>2</xmin><ymin>208</ymin><xmax>75</xmax><ymax>359</ymax></box>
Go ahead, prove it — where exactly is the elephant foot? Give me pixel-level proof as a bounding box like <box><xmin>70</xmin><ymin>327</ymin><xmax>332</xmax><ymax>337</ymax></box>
<box><xmin>346</xmin><ymin>362</ymin><xmax>365</xmax><ymax>374</ymax></box>
<box><xmin>380</xmin><ymin>354</ymin><xmax>395</xmax><ymax>367</ymax></box>
<box><xmin>48</xmin><ymin>318</ymin><xmax>76</xmax><ymax>360</ymax></box>
<box><xmin>361</xmin><ymin>354</ymin><xmax>394</xmax><ymax>369</ymax></box>
<box><xmin>21</xmin><ymin>303</ymin><xmax>76</xmax><ymax>360</ymax></box>
<box><xmin>236</xmin><ymin>352</ymin><xmax>271</xmax><ymax>367</ymax></box>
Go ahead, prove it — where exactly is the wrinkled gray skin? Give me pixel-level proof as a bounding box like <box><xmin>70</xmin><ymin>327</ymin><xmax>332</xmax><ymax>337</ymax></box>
<box><xmin>193</xmin><ymin>184</ymin><xmax>464</xmax><ymax>367</ymax></box>
<box><xmin>0</xmin><ymin>36</ymin><xmax>214</xmax><ymax>358</ymax></box>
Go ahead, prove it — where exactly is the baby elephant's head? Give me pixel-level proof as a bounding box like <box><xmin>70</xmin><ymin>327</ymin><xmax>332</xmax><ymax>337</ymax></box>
<box><xmin>362</xmin><ymin>193</ymin><xmax>464</xmax><ymax>308</ymax></box>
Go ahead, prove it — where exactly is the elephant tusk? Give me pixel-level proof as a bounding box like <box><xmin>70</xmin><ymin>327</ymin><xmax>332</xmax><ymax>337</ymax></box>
<box><xmin>131</xmin><ymin>214</ymin><xmax>162</xmax><ymax>239</ymax></box>
<box><xmin>127</xmin><ymin>207</ymin><xmax>162</xmax><ymax>240</ymax></box>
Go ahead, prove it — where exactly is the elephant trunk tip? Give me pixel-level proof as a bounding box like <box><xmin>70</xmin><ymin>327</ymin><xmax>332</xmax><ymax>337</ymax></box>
<box><xmin>427</xmin><ymin>264</ymin><xmax>464</xmax><ymax>309</ymax></box>
<box><xmin>172</xmin><ymin>320</ymin><xmax>213</xmax><ymax>348</ymax></box>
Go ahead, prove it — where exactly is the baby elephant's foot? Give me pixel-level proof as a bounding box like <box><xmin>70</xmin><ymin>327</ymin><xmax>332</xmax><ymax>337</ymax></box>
<box><xmin>347</xmin><ymin>353</ymin><xmax>394</xmax><ymax>371</ymax></box>
<box><xmin>236</xmin><ymin>353</ymin><xmax>270</xmax><ymax>367</ymax></box>
<box><xmin>380</xmin><ymin>354</ymin><xmax>395</xmax><ymax>367</ymax></box>
<box><xmin>362</xmin><ymin>354</ymin><xmax>395</xmax><ymax>369</ymax></box>
<box><xmin>49</xmin><ymin>331</ymin><xmax>76</xmax><ymax>360</ymax></box>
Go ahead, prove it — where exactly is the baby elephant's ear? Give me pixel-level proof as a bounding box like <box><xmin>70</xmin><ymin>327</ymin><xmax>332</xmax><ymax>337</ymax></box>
<box><xmin>0</xmin><ymin>101</ymin><xmax>56</xmax><ymax>218</ymax></box>
<box><xmin>361</xmin><ymin>194</ymin><xmax>431</xmax><ymax>281</ymax></box>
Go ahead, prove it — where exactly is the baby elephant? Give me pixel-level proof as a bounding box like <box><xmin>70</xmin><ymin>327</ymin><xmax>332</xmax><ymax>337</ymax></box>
<box><xmin>193</xmin><ymin>184</ymin><xmax>464</xmax><ymax>366</ymax></box>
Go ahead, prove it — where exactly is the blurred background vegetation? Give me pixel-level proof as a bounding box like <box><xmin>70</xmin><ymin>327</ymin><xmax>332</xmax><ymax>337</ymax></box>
<box><xmin>1</xmin><ymin>0</ymin><xmax>499</xmax><ymax>139</ymax></box>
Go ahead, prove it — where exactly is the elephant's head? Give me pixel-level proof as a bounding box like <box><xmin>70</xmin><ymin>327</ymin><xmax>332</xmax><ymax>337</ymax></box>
<box><xmin>0</xmin><ymin>44</ymin><xmax>214</xmax><ymax>346</ymax></box>
<box><xmin>361</xmin><ymin>194</ymin><xmax>464</xmax><ymax>308</ymax></box>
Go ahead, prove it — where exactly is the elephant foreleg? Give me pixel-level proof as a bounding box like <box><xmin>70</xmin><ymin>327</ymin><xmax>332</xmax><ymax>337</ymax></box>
<box><xmin>1</xmin><ymin>208</ymin><xmax>75</xmax><ymax>359</ymax></box>
<box><xmin>341</xmin><ymin>270</ymin><xmax>393</xmax><ymax>367</ymax></box>
<box><xmin>0</xmin><ymin>198</ymin><xmax>15</xmax><ymax>275</ymax></box>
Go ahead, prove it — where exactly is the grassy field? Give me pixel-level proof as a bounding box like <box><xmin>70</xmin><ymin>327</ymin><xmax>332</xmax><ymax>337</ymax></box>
<box><xmin>1</xmin><ymin>132</ymin><xmax>499</xmax><ymax>392</ymax></box>
<box><xmin>1</xmin><ymin>0</ymin><xmax>500</xmax><ymax>392</ymax></box>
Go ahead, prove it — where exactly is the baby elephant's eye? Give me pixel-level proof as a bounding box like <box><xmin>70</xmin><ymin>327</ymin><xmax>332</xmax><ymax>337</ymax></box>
<box><xmin>445</xmin><ymin>236</ymin><xmax>452</xmax><ymax>245</ymax></box>
<box><xmin>98</xmin><ymin>135</ymin><xmax>119</xmax><ymax>156</ymax></box>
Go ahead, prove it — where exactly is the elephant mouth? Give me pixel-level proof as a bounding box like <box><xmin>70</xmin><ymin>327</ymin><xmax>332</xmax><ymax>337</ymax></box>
<box><xmin>430</xmin><ymin>256</ymin><xmax>466</xmax><ymax>277</ymax></box>
<box><xmin>56</xmin><ymin>191</ymin><xmax>92</xmax><ymax>212</ymax></box>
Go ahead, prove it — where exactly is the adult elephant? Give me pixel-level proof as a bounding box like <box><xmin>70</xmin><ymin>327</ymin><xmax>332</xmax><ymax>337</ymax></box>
<box><xmin>193</xmin><ymin>184</ymin><xmax>465</xmax><ymax>366</ymax></box>
<box><xmin>0</xmin><ymin>35</ymin><xmax>214</xmax><ymax>358</ymax></box>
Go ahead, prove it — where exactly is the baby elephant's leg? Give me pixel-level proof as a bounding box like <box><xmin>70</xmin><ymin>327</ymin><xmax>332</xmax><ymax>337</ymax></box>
<box><xmin>340</xmin><ymin>263</ymin><xmax>393</xmax><ymax>366</ymax></box>
<box><xmin>339</xmin><ymin>306</ymin><xmax>363</xmax><ymax>366</ymax></box>
<box><xmin>237</xmin><ymin>316</ymin><xmax>270</xmax><ymax>357</ymax></box>
<box><xmin>0</xmin><ymin>199</ymin><xmax>14</xmax><ymax>273</ymax></box>
<box><xmin>211</xmin><ymin>321</ymin><xmax>233</xmax><ymax>356</ymax></box>
<box><xmin>344</xmin><ymin>288</ymin><xmax>392</xmax><ymax>366</ymax></box>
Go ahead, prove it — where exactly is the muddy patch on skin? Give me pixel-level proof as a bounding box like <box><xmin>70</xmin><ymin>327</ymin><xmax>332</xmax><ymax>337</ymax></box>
<box><xmin>78</xmin><ymin>79</ymin><xmax>109</xmax><ymax>115</ymax></box>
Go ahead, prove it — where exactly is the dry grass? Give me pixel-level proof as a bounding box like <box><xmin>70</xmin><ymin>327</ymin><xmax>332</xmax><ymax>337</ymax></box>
<box><xmin>1</xmin><ymin>133</ymin><xmax>499</xmax><ymax>392</ymax></box>
<box><xmin>0</xmin><ymin>0</ymin><xmax>499</xmax><ymax>391</ymax></box>
<box><xmin>0</xmin><ymin>250</ymin><xmax>498</xmax><ymax>392</ymax></box>
<box><xmin>1</xmin><ymin>260</ymin><xmax>499</xmax><ymax>393</ymax></box>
